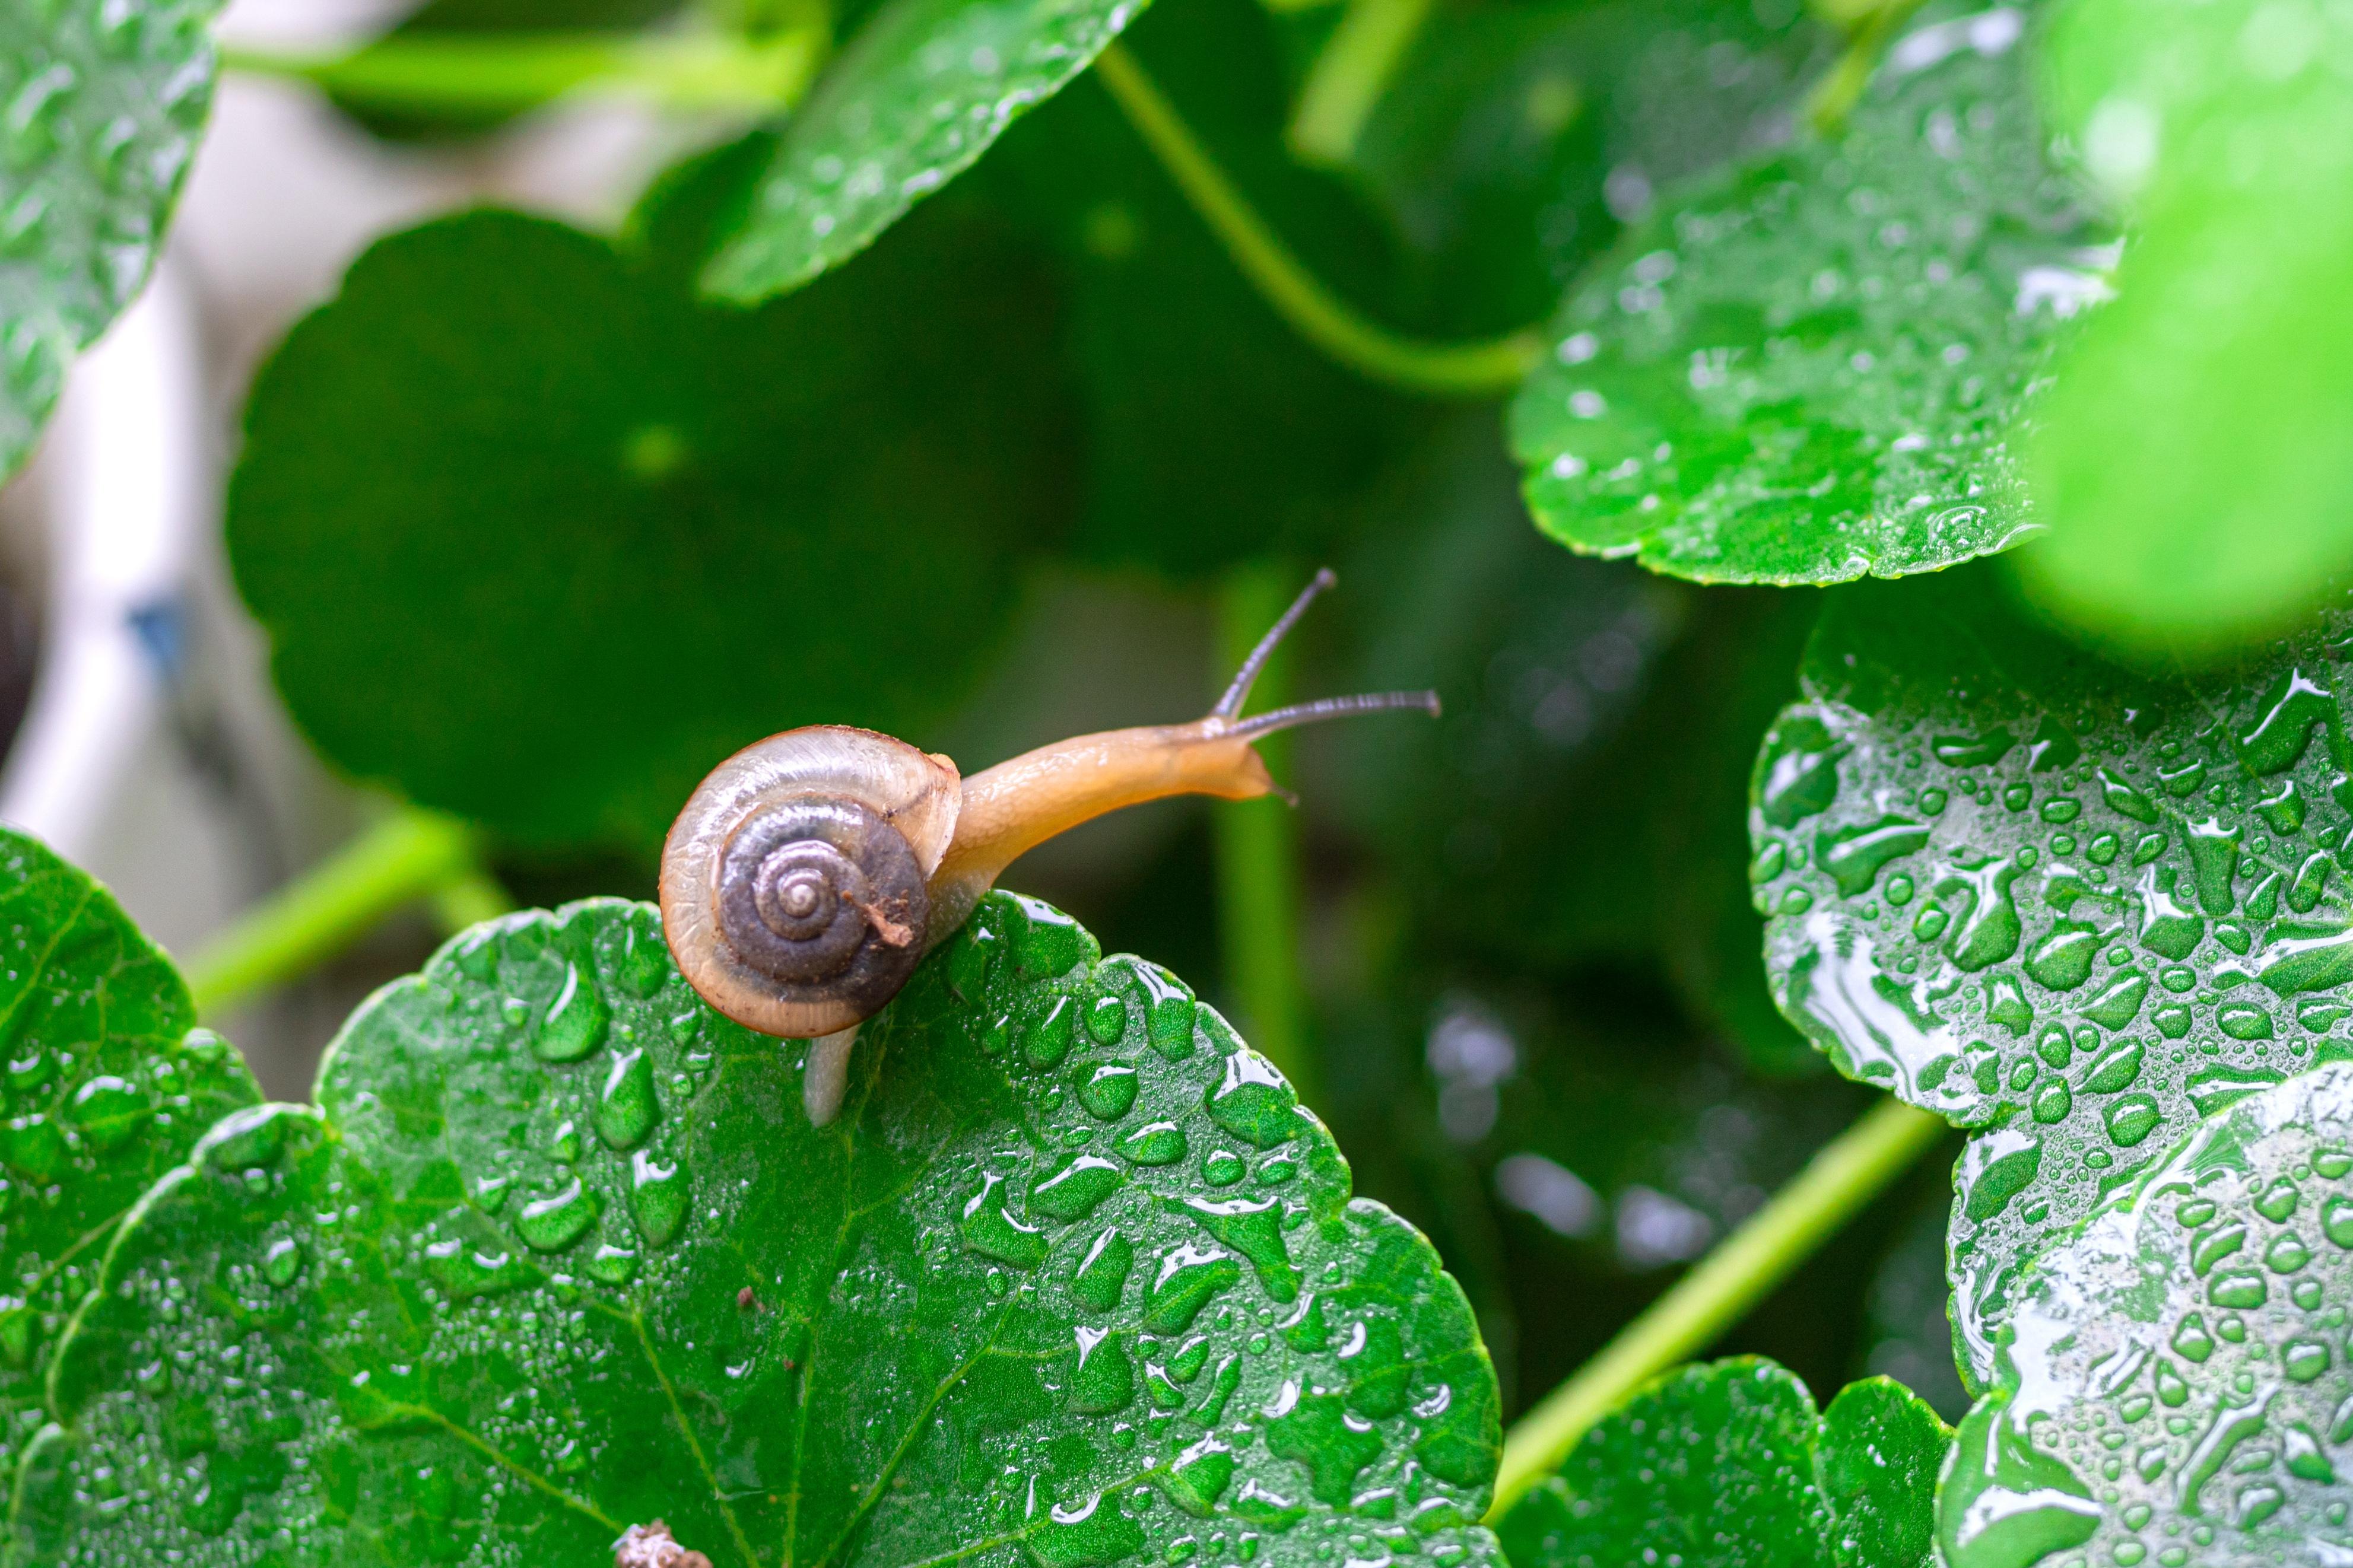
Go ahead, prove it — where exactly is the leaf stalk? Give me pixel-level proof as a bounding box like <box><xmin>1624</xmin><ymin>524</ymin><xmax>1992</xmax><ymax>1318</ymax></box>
<box><xmin>183</xmin><ymin>805</ymin><xmax>514</xmax><ymax>1019</ymax></box>
<box><xmin>1485</xmin><ymin>1095</ymin><xmax>1949</xmax><ymax>1516</ymax></box>
<box><xmin>221</xmin><ymin>28</ymin><xmax>826</xmax><ymax>115</ymax></box>
<box><xmin>1093</xmin><ymin>42</ymin><xmax>1542</xmax><ymax>399</ymax></box>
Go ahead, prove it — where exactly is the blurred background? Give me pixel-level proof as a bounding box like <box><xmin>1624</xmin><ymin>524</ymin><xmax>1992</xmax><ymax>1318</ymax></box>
<box><xmin>0</xmin><ymin>0</ymin><xmax>1968</xmax><ymax>1429</ymax></box>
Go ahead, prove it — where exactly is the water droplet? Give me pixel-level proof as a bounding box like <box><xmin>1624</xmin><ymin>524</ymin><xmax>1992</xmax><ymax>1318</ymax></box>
<box><xmin>1203</xmin><ymin>1150</ymin><xmax>1247</xmax><ymax>1187</ymax></box>
<box><xmin>1031</xmin><ymin>1156</ymin><xmax>1123</xmax><ymax>1222</ymax></box>
<box><xmin>2106</xmin><ymin>1094</ymin><xmax>2161</xmax><ymax>1147</ymax></box>
<box><xmin>1117</xmin><ymin>1121</ymin><xmax>1187</xmax><ymax>1166</ymax></box>
<box><xmin>2238</xmin><ymin>667</ymin><xmax>2331</xmax><ymax>772</ymax></box>
<box><xmin>1183</xmin><ymin>1196</ymin><xmax>1298</xmax><ymax>1301</ymax></box>
<box><xmin>1162</xmin><ymin>1436</ymin><xmax>1236</xmax><ymax>1516</ymax></box>
<box><xmin>1759</xmin><ymin>716</ymin><xmax>1841</xmax><ymax>827</ymax></box>
<box><xmin>1263</xmin><ymin>1389</ymin><xmax>1385</xmax><ymax>1505</ymax></box>
<box><xmin>1206</xmin><ymin>1053</ymin><xmax>1300</xmax><ymax>1149</ymax></box>
<box><xmin>588</xmin><ymin>1243</ymin><xmax>639</xmax><ymax>1284</ymax></box>
<box><xmin>2082</xmin><ymin>1038</ymin><xmax>2144</xmax><ymax>1093</ymax></box>
<box><xmin>534</xmin><ymin>962</ymin><xmax>608</xmax><ymax>1062</ymax></box>
<box><xmin>595</xmin><ymin>1048</ymin><xmax>658</xmax><ymax>1150</ymax></box>
<box><xmin>615</xmin><ymin>919</ymin><xmax>671</xmax><ymax>998</ymax></box>
<box><xmin>1818</xmin><ymin>815</ymin><xmax>1930</xmax><ymax>895</ymax></box>
<box><xmin>66</xmin><ymin>1074</ymin><xmax>145</xmax><ymax>1150</ymax></box>
<box><xmin>1070</xmin><ymin>1325</ymin><xmax>1136</xmax><ymax>1414</ymax></box>
<box><xmin>1145</xmin><ymin>1245</ymin><xmax>1240</xmax><ymax>1333</ymax></box>
<box><xmin>630</xmin><ymin>1150</ymin><xmax>688</xmax><ymax>1246</ymax></box>
<box><xmin>1028</xmin><ymin>1488</ymin><xmax>1145</xmax><ymax>1567</ymax></box>
<box><xmin>517</xmin><ymin>1179</ymin><xmax>596</xmax><ymax>1252</ymax></box>
<box><xmin>1134</xmin><ymin>965</ymin><xmax>1197</xmax><ymax>1060</ymax></box>
<box><xmin>962</xmin><ymin>1172</ymin><xmax>1047</xmax><ymax>1268</ymax></box>
<box><xmin>261</xmin><ymin>1236</ymin><xmax>301</xmax><ymax>1288</ymax></box>
<box><xmin>1024</xmin><ymin>995</ymin><xmax>1076</xmax><ymax>1069</ymax></box>
<box><xmin>1072</xmin><ymin>1227</ymin><xmax>1133</xmax><ymax>1311</ymax></box>
<box><xmin>1085</xmin><ymin>994</ymin><xmax>1129</xmax><ymax>1045</ymax></box>
<box><xmin>1009</xmin><ymin>893</ymin><xmax>1094</xmax><ymax>980</ymax></box>
<box><xmin>1078</xmin><ymin>1063</ymin><xmax>1138</xmax><ymax>1120</ymax></box>
<box><xmin>947</xmin><ymin>920</ymin><xmax>997</xmax><ymax>1000</ymax></box>
<box><xmin>1936</xmin><ymin>1395</ymin><xmax>2101</xmax><ymax>1568</ymax></box>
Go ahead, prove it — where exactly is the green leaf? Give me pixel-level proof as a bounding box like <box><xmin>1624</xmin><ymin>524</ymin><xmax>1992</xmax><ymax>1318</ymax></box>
<box><xmin>32</xmin><ymin>892</ymin><xmax>1503</xmax><ymax>1565</ymax></box>
<box><xmin>977</xmin><ymin>0</ymin><xmax>1415</xmax><ymax>579</ymax></box>
<box><xmin>0</xmin><ymin>0</ymin><xmax>223</xmax><ymax>479</ymax></box>
<box><xmin>702</xmin><ymin>0</ymin><xmax>1154</xmax><ymax>301</ymax></box>
<box><xmin>1493</xmin><ymin>1359</ymin><xmax>1945</xmax><ymax>1568</ymax></box>
<box><xmin>2015</xmin><ymin>0</ymin><xmax>2353</xmax><ymax>653</ymax></box>
<box><xmin>1508</xmin><ymin>9</ymin><xmax>2110</xmax><ymax>586</ymax></box>
<box><xmin>0</xmin><ymin>828</ymin><xmax>259</xmax><ymax>1506</ymax></box>
<box><xmin>227</xmin><ymin>172</ymin><xmax>1075</xmax><ymax>850</ymax></box>
<box><xmin>1750</xmin><ymin>565</ymin><xmax>2353</xmax><ymax>1385</ymax></box>
<box><xmin>1349</xmin><ymin>0</ymin><xmax>1827</xmax><ymax>336</ymax></box>
<box><xmin>1939</xmin><ymin>1061</ymin><xmax>2353</xmax><ymax>1568</ymax></box>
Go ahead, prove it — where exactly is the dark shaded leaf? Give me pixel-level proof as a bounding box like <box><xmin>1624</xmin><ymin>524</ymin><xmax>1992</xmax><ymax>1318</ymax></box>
<box><xmin>228</xmin><ymin>179</ymin><xmax>1076</xmax><ymax>850</ymax></box>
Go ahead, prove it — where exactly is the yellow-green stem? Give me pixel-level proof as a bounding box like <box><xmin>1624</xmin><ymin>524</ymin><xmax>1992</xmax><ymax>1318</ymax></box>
<box><xmin>1094</xmin><ymin>42</ymin><xmax>1541</xmax><ymax>398</ymax></box>
<box><xmin>223</xmin><ymin>29</ymin><xmax>824</xmax><ymax>114</ymax></box>
<box><xmin>185</xmin><ymin>807</ymin><xmax>510</xmax><ymax>1019</ymax></box>
<box><xmin>1213</xmin><ymin>564</ymin><xmax>1317</xmax><ymax>1105</ymax></box>
<box><xmin>1287</xmin><ymin>0</ymin><xmax>1436</xmax><ymax>166</ymax></box>
<box><xmin>1802</xmin><ymin>0</ymin><xmax>1928</xmax><ymax>132</ymax></box>
<box><xmin>1487</xmin><ymin>1096</ymin><xmax>1949</xmax><ymax>1517</ymax></box>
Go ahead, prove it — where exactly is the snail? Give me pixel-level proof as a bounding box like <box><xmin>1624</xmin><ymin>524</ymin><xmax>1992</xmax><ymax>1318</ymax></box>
<box><xmin>660</xmin><ymin>570</ymin><xmax>1437</xmax><ymax>1124</ymax></box>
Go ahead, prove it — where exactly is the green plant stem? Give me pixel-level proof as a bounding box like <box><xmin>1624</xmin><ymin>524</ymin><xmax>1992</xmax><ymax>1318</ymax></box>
<box><xmin>185</xmin><ymin>807</ymin><xmax>509</xmax><ymax>1018</ymax></box>
<box><xmin>1213</xmin><ymin>565</ymin><xmax>1317</xmax><ymax>1105</ymax></box>
<box><xmin>1287</xmin><ymin>0</ymin><xmax>1436</xmax><ymax>166</ymax></box>
<box><xmin>1093</xmin><ymin>42</ymin><xmax>1541</xmax><ymax>398</ymax></box>
<box><xmin>1486</xmin><ymin>1095</ymin><xmax>1948</xmax><ymax>1516</ymax></box>
<box><xmin>1802</xmin><ymin>0</ymin><xmax>1928</xmax><ymax>132</ymax></box>
<box><xmin>222</xmin><ymin>28</ymin><xmax>825</xmax><ymax>114</ymax></box>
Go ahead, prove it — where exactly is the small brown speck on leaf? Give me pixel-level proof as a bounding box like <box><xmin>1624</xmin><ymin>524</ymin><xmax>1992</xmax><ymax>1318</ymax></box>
<box><xmin>737</xmin><ymin>1286</ymin><xmax>757</xmax><ymax>1310</ymax></box>
<box><xmin>614</xmin><ymin>1520</ymin><xmax>712</xmax><ymax>1568</ymax></box>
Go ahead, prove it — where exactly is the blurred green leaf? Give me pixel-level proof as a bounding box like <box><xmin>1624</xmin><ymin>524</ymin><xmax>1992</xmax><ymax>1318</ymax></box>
<box><xmin>227</xmin><ymin>161</ymin><xmax>1075</xmax><ymax>850</ymax></box>
<box><xmin>1752</xmin><ymin>566</ymin><xmax>2353</xmax><ymax>1385</ymax></box>
<box><xmin>2017</xmin><ymin>0</ymin><xmax>2353</xmax><ymax>655</ymax></box>
<box><xmin>1944</xmin><ymin>1062</ymin><xmax>2353</xmax><ymax>1567</ymax></box>
<box><xmin>0</xmin><ymin>829</ymin><xmax>260</xmax><ymax>1536</ymax></box>
<box><xmin>34</xmin><ymin>892</ymin><xmax>1504</xmax><ymax>1567</ymax></box>
<box><xmin>1341</xmin><ymin>420</ymin><xmax>1818</xmax><ymax>1073</ymax></box>
<box><xmin>1510</xmin><ymin>8</ymin><xmax>2107</xmax><ymax>586</ymax></box>
<box><xmin>1494</xmin><ymin>1358</ymin><xmax>1945</xmax><ymax>1568</ymax></box>
<box><xmin>0</xmin><ymin>0</ymin><xmax>222</xmax><ymax>479</ymax></box>
<box><xmin>1348</xmin><ymin>0</ymin><xmax>1826</xmax><ymax>337</ymax></box>
<box><xmin>982</xmin><ymin>0</ymin><xmax>1418</xmax><ymax>578</ymax></box>
<box><xmin>703</xmin><ymin>0</ymin><xmax>1154</xmax><ymax>300</ymax></box>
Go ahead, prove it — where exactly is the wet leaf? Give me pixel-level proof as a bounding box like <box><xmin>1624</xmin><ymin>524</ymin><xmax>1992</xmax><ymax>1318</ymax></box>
<box><xmin>227</xmin><ymin>170</ymin><xmax>1075</xmax><ymax>850</ymax></box>
<box><xmin>0</xmin><ymin>829</ymin><xmax>259</xmax><ymax>1520</ymax></box>
<box><xmin>2018</xmin><ymin>0</ymin><xmax>2353</xmax><ymax>653</ymax></box>
<box><xmin>1509</xmin><ymin>7</ymin><xmax>2109</xmax><ymax>586</ymax></box>
<box><xmin>34</xmin><ymin>892</ymin><xmax>1502</xmax><ymax>1566</ymax></box>
<box><xmin>1494</xmin><ymin>1359</ymin><xmax>1944</xmax><ymax>1568</ymax></box>
<box><xmin>1942</xmin><ymin>1062</ymin><xmax>2353</xmax><ymax>1568</ymax></box>
<box><xmin>1751</xmin><ymin>566</ymin><xmax>2353</xmax><ymax>1383</ymax></box>
<box><xmin>703</xmin><ymin>0</ymin><xmax>1153</xmax><ymax>300</ymax></box>
<box><xmin>0</xmin><ymin>0</ymin><xmax>222</xmax><ymax>478</ymax></box>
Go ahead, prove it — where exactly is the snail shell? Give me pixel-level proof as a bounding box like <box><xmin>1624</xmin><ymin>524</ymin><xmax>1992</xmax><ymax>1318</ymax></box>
<box><xmin>660</xmin><ymin>727</ymin><xmax>961</xmax><ymax>1038</ymax></box>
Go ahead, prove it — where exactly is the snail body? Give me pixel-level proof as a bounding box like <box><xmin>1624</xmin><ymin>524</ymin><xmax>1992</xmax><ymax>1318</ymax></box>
<box><xmin>659</xmin><ymin>571</ymin><xmax>1435</xmax><ymax>1122</ymax></box>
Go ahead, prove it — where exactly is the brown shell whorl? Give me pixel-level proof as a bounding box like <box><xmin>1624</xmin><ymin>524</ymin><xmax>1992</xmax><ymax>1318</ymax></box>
<box><xmin>661</xmin><ymin>726</ymin><xmax>961</xmax><ymax>1039</ymax></box>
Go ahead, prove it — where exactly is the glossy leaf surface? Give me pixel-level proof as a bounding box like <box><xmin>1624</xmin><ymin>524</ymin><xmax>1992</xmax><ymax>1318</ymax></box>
<box><xmin>227</xmin><ymin>176</ymin><xmax>1074</xmax><ymax>850</ymax></box>
<box><xmin>1509</xmin><ymin>8</ymin><xmax>2107</xmax><ymax>586</ymax></box>
<box><xmin>0</xmin><ymin>829</ymin><xmax>260</xmax><ymax>1529</ymax></box>
<box><xmin>34</xmin><ymin>892</ymin><xmax>1501</xmax><ymax>1567</ymax></box>
<box><xmin>1752</xmin><ymin>568</ymin><xmax>2353</xmax><ymax>1381</ymax></box>
<box><xmin>1494</xmin><ymin>1358</ymin><xmax>1944</xmax><ymax>1568</ymax></box>
<box><xmin>703</xmin><ymin>0</ymin><xmax>1152</xmax><ymax>300</ymax></box>
<box><xmin>2018</xmin><ymin>0</ymin><xmax>2353</xmax><ymax>653</ymax></box>
<box><xmin>1942</xmin><ymin>1062</ymin><xmax>2353</xmax><ymax>1568</ymax></box>
<box><xmin>0</xmin><ymin>0</ymin><xmax>222</xmax><ymax>478</ymax></box>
